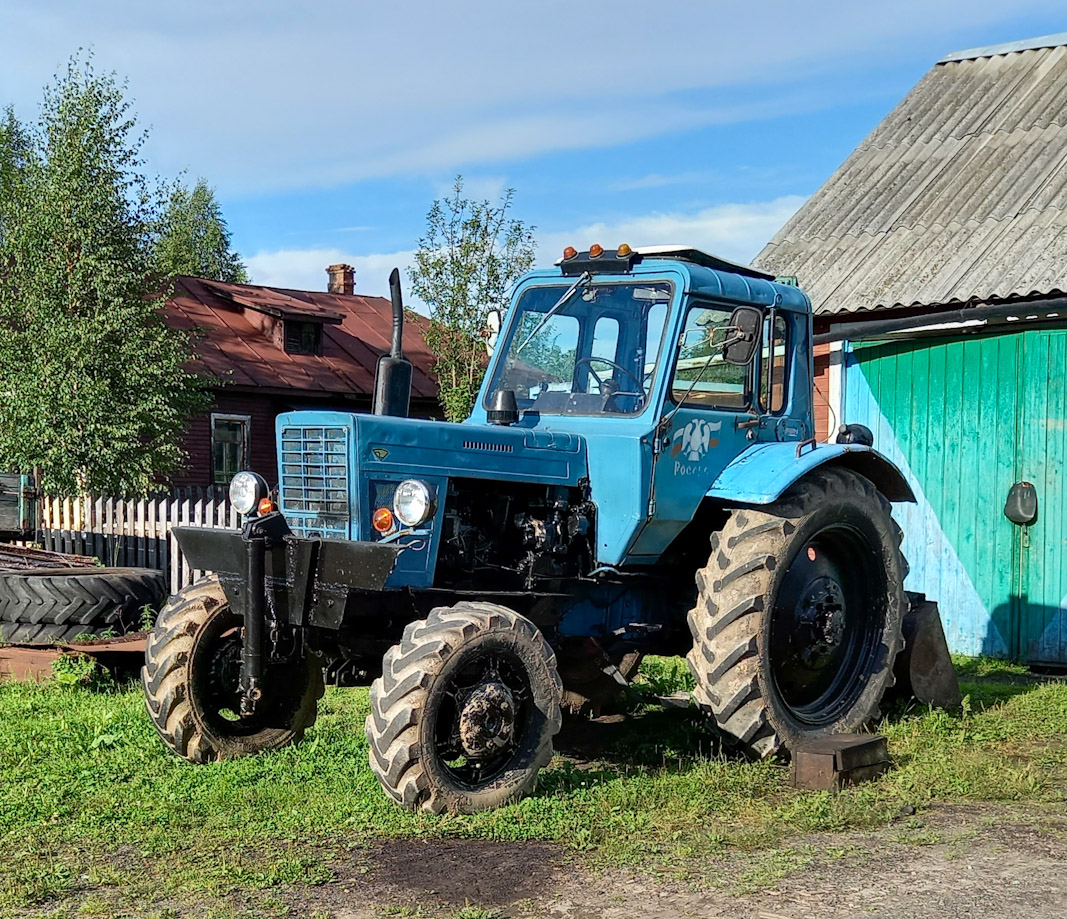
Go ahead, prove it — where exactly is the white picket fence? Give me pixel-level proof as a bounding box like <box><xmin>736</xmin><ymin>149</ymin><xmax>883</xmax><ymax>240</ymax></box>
<box><xmin>31</xmin><ymin>487</ymin><xmax>240</xmax><ymax>595</ymax></box>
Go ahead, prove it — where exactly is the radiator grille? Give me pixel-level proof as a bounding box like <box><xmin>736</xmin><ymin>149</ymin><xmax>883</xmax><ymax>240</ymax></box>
<box><xmin>280</xmin><ymin>426</ymin><xmax>350</xmax><ymax>538</ymax></box>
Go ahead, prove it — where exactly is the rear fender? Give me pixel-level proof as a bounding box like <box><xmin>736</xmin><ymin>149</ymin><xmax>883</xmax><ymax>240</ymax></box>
<box><xmin>704</xmin><ymin>442</ymin><xmax>914</xmax><ymax>506</ymax></box>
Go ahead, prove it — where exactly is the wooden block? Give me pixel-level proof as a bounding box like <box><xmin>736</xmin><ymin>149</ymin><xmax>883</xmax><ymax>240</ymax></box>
<box><xmin>791</xmin><ymin>734</ymin><xmax>889</xmax><ymax>790</ymax></box>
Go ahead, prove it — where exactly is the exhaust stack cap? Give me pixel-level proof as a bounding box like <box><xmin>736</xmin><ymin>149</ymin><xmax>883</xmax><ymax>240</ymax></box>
<box><xmin>487</xmin><ymin>390</ymin><xmax>519</xmax><ymax>426</ymax></box>
<box><xmin>373</xmin><ymin>267</ymin><xmax>413</xmax><ymax>417</ymax></box>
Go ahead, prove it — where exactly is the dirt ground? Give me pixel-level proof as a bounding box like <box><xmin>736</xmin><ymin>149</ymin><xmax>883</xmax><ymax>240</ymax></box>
<box><xmin>280</xmin><ymin>803</ymin><xmax>1067</xmax><ymax>919</ymax></box>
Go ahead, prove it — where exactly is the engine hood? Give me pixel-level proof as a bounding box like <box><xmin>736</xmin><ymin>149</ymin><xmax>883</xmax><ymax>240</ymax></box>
<box><xmin>354</xmin><ymin>414</ymin><xmax>588</xmax><ymax>486</ymax></box>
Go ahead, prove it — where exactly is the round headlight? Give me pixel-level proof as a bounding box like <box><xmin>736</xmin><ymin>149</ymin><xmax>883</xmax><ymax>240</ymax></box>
<box><xmin>229</xmin><ymin>471</ymin><xmax>268</xmax><ymax>516</ymax></box>
<box><xmin>393</xmin><ymin>479</ymin><xmax>435</xmax><ymax>527</ymax></box>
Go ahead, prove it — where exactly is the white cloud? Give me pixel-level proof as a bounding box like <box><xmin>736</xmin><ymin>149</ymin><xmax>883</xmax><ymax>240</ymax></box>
<box><xmin>610</xmin><ymin>171</ymin><xmax>720</xmax><ymax>192</ymax></box>
<box><xmin>537</xmin><ymin>196</ymin><xmax>806</xmax><ymax>268</ymax></box>
<box><xmin>0</xmin><ymin>0</ymin><xmax>1057</xmax><ymax>192</ymax></box>
<box><xmin>245</xmin><ymin>196</ymin><xmax>804</xmax><ymax>310</ymax></box>
<box><xmin>246</xmin><ymin>246</ymin><xmax>420</xmax><ymax>305</ymax></box>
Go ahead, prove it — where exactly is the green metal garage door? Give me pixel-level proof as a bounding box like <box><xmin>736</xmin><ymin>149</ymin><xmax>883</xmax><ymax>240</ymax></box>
<box><xmin>849</xmin><ymin>330</ymin><xmax>1067</xmax><ymax>665</ymax></box>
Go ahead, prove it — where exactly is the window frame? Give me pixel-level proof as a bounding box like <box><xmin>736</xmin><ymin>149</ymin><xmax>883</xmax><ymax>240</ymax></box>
<box><xmin>283</xmin><ymin>320</ymin><xmax>323</xmax><ymax>356</ymax></box>
<box><xmin>666</xmin><ymin>299</ymin><xmax>757</xmax><ymax>413</ymax></box>
<box><xmin>758</xmin><ymin>309</ymin><xmax>790</xmax><ymax>415</ymax></box>
<box><xmin>210</xmin><ymin>413</ymin><xmax>251</xmax><ymax>485</ymax></box>
<box><xmin>482</xmin><ymin>279</ymin><xmax>676</xmax><ymax>417</ymax></box>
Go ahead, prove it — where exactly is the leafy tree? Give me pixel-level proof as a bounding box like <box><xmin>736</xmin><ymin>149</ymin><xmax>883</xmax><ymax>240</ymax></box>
<box><xmin>0</xmin><ymin>55</ymin><xmax>208</xmax><ymax>497</ymax></box>
<box><xmin>409</xmin><ymin>176</ymin><xmax>536</xmax><ymax>421</ymax></box>
<box><xmin>0</xmin><ymin>106</ymin><xmax>32</xmax><ymax>245</ymax></box>
<box><xmin>155</xmin><ymin>177</ymin><xmax>248</xmax><ymax>283</ymax></box>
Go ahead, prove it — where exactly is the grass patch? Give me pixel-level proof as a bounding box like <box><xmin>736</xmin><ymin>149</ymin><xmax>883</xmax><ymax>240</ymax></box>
<box><xmin>633</xmin><ymin>654</ymin><xmax>695</xmax><ymax>696</ymax></box>
<box><xmin>0</xmin><ymin>657</ymin><xmax>1064</xmax><ymax>916</ymax></box>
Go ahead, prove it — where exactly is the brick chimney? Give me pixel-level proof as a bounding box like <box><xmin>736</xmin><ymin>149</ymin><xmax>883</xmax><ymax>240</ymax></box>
<box><xmin>326</xmin><ymin>263</ymin><xmax>355</xmax><ymax>295</ymax></box>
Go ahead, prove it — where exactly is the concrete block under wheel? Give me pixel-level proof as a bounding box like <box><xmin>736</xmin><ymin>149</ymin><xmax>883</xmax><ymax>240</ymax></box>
<box><xmin>790</xmin><ymin>733</ymin><xmax>890</xmax><ymax>790</ymax></box>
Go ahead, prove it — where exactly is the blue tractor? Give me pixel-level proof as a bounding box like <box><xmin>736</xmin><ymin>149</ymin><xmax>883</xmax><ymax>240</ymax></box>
<box><xmin>142</xmin><ymin>246</ymin><xmax>914</xmax><ymax>814</ymax></box>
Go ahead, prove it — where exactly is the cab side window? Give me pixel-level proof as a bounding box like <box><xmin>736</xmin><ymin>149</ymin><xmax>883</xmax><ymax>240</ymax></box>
<box><xmin>669</xmin><ymin>304</ymin><xmax>750</xmax><ymax>410</ymax></box>
<box><xmin>590</xmin><ymin>316</ymin><xmax>620</xmax><ymax>361</ymax></box>
<box><xmin>583</xmin><ymin>315</ymin><xmax>621</xmax><ymax>393</ymax></box>
<box><xmin>759</xmin><ymin>314</ymin><xmax>788</xmax><ymax>414</ymax></box>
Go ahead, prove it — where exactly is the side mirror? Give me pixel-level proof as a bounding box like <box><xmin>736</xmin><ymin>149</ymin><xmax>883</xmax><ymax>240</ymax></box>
<box><xmin>722</xmin><ymin>306</ymin><xmax>762</xmax><ymax>365</ymax></box>
<box><xmin>485</xmin><ymin>309</ymin><xmax>503</xmax><ymax>357</ymax></box>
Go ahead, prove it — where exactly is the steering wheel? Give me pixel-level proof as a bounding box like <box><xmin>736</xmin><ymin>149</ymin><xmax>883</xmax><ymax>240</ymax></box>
<box><xmin>573</xmin><ymin>357</ymin><xmax>645</xmax><ymax>395</ymax></box>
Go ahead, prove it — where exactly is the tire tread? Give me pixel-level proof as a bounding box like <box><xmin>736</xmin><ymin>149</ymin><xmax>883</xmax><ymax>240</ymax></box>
<box><xmin>366</xmin><ymin>601</ymin><xmax>562</xmax><ymax>814</ymax></box>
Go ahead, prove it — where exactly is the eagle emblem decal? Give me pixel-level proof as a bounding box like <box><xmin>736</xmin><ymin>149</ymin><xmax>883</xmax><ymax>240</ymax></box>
<box><xmin>671</xmin><ymin>418</ymin><xmax>721</xmax><ymax>463</ymax></box>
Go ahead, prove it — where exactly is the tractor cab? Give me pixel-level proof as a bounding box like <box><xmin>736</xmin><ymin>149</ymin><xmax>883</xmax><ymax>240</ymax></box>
<box><xmin>477</xmin><ymin>245</ymin><xmax>812</xmax><ymax>430</ymax></box>
<box><xmin>470</xmin><ymin>245</ymin><xmax>818</xmax><ymax>562</ymax></box>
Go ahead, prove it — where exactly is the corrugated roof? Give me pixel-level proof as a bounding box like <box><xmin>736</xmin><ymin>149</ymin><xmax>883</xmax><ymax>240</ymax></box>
<box><xmin>940</xmin><ymin>32</ymin><xmax>1067</xmax><ymax>63</ymax></box>
<box><xmin>165</xmin><ymin>276</ymin><xmax>439</xmax><ymax>399</ymax></box>
<box><xmin>755</xmin><ymin>37</ymin><xmax>1067</xmax><ymax>315</ymax></box>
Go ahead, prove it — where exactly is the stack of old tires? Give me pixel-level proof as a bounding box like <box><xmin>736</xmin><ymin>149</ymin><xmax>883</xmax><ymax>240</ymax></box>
<box><xmin>0</xmin><ymin>567</ymin><xmax>166</xmax><ymax>643</ymax></box>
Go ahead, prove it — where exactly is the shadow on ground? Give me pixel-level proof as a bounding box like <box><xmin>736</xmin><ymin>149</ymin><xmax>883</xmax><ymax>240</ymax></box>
<box><xmin>554</xmin><ymin>702</ymin><xmax>723</xmax><ymax>770</ymax></box>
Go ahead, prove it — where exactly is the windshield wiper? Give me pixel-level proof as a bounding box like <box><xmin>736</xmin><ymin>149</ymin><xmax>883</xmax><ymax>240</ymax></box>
<box><xmin>515</xmin><ymin>271</ymin><xmax>592</xmax><ymax>354</ymax></box>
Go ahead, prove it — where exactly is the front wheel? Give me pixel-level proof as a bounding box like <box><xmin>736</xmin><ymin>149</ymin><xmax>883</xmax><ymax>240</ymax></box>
<box><xmin>687</xmin><ymin>467</ymin><xmax>907</xmax><ymax>757</ymax></box>
<box><xmin>142</xmin><ymin>576</ymin><xmax>324</xmax><ymax>762</ymax></box>
<box><xmin>366</xmin><ymin>602</ymin><xmax>562</xmax><ymax>814</ymax></box>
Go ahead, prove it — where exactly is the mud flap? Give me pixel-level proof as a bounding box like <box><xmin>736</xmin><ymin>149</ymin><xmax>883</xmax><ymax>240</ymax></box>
<box><xmin>888</xmin><ymin>592</ymin><xmax>963</xmax><ymax>711</ymax></box>
<box><xmin>172</xmin><ymin>525</ymin><xmax>400</xmax><ymax>628</ymax></box>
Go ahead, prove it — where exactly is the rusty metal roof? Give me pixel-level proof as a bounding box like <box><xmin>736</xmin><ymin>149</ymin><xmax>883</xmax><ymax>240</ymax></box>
<box><xmin>755</xmin><ymin>37</ymin><xmax>1067</xmax><ymax>315</ymax></box>
<box><xmin>166</xmin><ymin>276</ymin><xmax>439</xmax><ymax>399</ymax></box>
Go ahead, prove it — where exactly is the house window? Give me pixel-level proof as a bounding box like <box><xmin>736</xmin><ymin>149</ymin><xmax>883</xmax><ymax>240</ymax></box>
<box><xmin>211</xmin><ymin>414</ymin><xmax>250</xmax><ymax>484</ymax></box>
<box><xmin>284</xmin><ymin>321</ymin><xmax>322</xmax><ymax>355</ymax></box>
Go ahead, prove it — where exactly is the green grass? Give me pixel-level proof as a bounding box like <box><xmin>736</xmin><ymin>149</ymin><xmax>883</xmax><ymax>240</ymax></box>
<box><xmin>632</xmin><ymin>654</ymin><xmax>695</xmax><ymax>697</ymax></box>
<box><xmin>0</xmin><ymin>656</ymin><xmax>1064</xmax><ymax>916</ymax></box>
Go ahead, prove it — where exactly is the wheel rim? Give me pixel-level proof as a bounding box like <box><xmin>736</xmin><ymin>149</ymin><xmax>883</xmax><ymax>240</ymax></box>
<box><xmin>432</xmin><ymin>650</ymin><xmax>533</xmax><ymax>787</ymax></box>
<box><xmin>768</xmin><ymin>524</ymin><xmax>886</xmax><ymax>727</ymax></box>
<box><xmin>190</xmin><ymin>610</ymin><xmax>285</xmax><ymax>737</ymax></box>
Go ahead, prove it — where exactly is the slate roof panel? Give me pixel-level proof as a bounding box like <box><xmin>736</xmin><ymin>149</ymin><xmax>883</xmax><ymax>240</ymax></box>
<box><xmin>756</xmin><ymin>39</ymin><xmax>1067</xmax><ymax>314</ymax></box>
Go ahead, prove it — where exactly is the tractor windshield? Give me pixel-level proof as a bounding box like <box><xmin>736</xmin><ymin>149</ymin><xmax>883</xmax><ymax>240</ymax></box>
<box><xmin>488</xmin><ymin>281</ymin><xmax>673</xmax><ymax>416</ymax></box>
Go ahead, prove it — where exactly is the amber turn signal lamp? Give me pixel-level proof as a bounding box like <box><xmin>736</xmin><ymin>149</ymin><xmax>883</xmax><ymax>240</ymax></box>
<box><xmin>589</xmin><ymin>243</ymin><xmax>604</xmax><ymax>258</ymax></box>
<box><xmin>257</xmin><ymin>498</ymin><xmax>275</xmax><ymax>516</ymax></box>
<box><xmin>372</xmin><ymin>507</ymin><xmax>395</xmax><ymax>533</ymax></box>
<box><xmin>617</xmin><ymin>243</ymin><xmax>632</xmax><ymax>257</ymax></box>
<box><xmin>562</xmin><ymin>245</ymin><xmax>578</xmax><ymax>259</ymax></box>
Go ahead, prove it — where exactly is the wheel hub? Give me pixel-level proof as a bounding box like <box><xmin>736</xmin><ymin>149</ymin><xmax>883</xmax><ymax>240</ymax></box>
<box><xmin>208</xmin><ymin>635</ymin><xmax>244</xmax><ymax>710</ymax></box>
<box><xmin>795</xmin><ymin>575</ymin><xmax>846</xmax><ymax>669</ymax></box>
<box><xmin>458</xmin><ymin>680</ymin><xmax>516</xmax><ymax>758</ymax></box>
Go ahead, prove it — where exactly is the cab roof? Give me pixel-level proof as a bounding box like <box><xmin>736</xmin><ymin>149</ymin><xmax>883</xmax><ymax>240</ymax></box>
<box><xmin>540</xmin><ymin>245</ymin><xmax>810</xmax><ymax>313</ymax></box>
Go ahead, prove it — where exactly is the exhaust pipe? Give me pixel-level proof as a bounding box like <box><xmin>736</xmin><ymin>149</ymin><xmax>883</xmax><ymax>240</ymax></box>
<box><xmin>373</xmin><ymin>268</ymin><xmax>413</xmax><ymax>417</ymax></box>
<box><xmin>389</xmin><ymin>267</ymin><xmax>404</xmax><ymax>358</ymax></box>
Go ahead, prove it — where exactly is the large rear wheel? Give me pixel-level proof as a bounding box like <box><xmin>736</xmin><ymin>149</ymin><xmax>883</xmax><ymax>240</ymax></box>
<box><xmin>686</xmin><ymin>467</ymin><xmax>907</xmax><ymax>757</ymax></box>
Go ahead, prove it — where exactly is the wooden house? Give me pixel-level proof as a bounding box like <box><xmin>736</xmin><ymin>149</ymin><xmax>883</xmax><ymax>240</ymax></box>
<box><xmin>164</xmin><ymin>265</ymin><xmax>440</xmax><ymax>490</ymax></box>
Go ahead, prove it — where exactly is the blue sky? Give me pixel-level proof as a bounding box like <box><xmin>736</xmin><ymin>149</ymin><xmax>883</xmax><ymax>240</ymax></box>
<box><xmin>2</xmin><ymin>1</ymin><xmax>1065</xmax><ymax>300</ymax></box>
